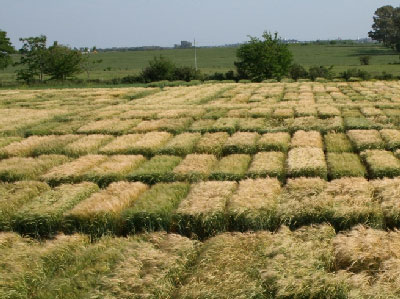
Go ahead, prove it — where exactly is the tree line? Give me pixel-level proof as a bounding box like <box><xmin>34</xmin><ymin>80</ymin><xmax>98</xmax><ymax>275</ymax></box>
<box><xmin>0</xmin><ymin>4</ymin><xmax>399</xmax><ymax>85</ymax></box>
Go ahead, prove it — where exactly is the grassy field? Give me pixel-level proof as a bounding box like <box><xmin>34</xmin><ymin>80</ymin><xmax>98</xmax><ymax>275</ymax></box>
<box><xmin>3</xmin><ymin>82</ymin><xmax>400</xmax><ymax>296</ymax></box>
<box><xmin>1</xmin><ymin>43</ymin><xmax>399</xmax><ymax>83</ymax></box>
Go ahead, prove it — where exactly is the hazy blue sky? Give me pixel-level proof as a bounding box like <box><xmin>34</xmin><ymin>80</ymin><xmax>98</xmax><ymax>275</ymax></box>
<box><xmin>1</xmin><ymin>0</ymin><xmax>399</xmax><ymax>48</ymax></box>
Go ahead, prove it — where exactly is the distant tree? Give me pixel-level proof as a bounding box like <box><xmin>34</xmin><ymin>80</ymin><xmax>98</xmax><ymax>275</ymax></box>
<box><xmin>369</xmin><ymin>5</ymin><xmax>400</xmax><ymax>52</ymax></box>
<box><xmin>173</xmin><ymin>66</ymin><xmax>201</xmax><ymax>81</ymax></box>
<box><xmin>234</xmin><ymin>31</ymin><xmax>293</xmax><ymax>81</ymax></box>
<box><xmin>289</xmin><ymin>63</ymin><xmax>308</xmax><ymax>80</ymax></box>
<box><xmin>43</xmin><ymin>42</ymin><xmax>84</xmax><ymax>80</ymax></box>
<box><xmin>141</xmin><ymin>55</ymin><xmax>176</xmax><ymax>82</ymax></box>
<box><xmin>359</xmin><ymin>55</ymin><xmax>371</xmax><ymax>65</ymax></box>
<box><xmin>308</xmin><ymin>66</ymin><xmax>334</xmax><ymax>81</ymax></box>
<box><xmin>0</xmin><ymin>29</ymin><xmax>14</xmax><ymax>70</ymax></box>
<box><xmin>16</xmin><ymin>35</ymin><xmax>47</xmax><ymax>83</ymax></box>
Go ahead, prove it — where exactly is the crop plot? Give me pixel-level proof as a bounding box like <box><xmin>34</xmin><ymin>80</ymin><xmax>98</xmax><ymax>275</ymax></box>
<box><xmin>4</xmin><ymin>83</ymin><xmax>400</xmax><ymax>295</ymax></box>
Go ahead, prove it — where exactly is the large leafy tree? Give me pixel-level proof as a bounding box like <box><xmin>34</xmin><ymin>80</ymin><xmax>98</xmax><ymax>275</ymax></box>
<box><xmin>16</xmin><ymin>35</ymin><xmax>47</xmax><ymax>82</ymax></box>
<box><xmin>0</xmin><ymin>29</ymin><xmax>15</xmax><ymax>70</ymax></box>
<box><xmin>235</xmin><ymin>31</ymin><xmax>293</xmax><ymax>82</ymax></box>
<box><xmin>16</xmin><ymin>36</ymin><xmax>85</xmax><ymax>83</ymax></box>
<box><xmin>369</xmin><ymin>5</ymin><xmax>400</xmax><ymax>52</ymax></box>
<box><xmin>44</xmin><ymin>42</ymin><xmax>83</xmax><ymax>80</ymax></box>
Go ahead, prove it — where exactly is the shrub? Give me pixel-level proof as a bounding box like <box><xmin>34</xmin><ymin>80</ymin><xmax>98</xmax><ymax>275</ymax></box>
<box><xmin>121</xmin><ymin>182</ymin><xmax>190</xmax><ymax>234</ymax></box>
<box><xmin>324</xmin><ymin>133</ymin><xmax>354</xmax><ymax>152</ymax></box>
<box><xmin>340</xmin><ymin>68</ymin><xmax>371</xmax><ymax>81</ymax></box>
<box><xmin>174</xmin><ymin>181</ymin><xmax>237</xmax><ymax>238</ymax></box>
<box><xmin>287</xmin><ymin>147</ymin><xmax>327</xmax><ymax>179</ymax></box>
<box><xmin>13</xmin><ymin>182</ymin><xmax>99</xmax><ymax>237</ymax></box>
<box><xmin>210</xmin><ymin>154</ymin><xmax>252</xmax><ymax>181</ymax></box>
<box><xmin>361</xmin><ymin>150</ymin><xmax>400</xmax><ymax>178</ymax></box>
<box><xmin>140</xmin><ymin>55</ymin><xmax>175</xmax><ymax>82</ymax></box>
<box><xmin>289</xmin><ymin>63</ymin><xmax>308</xmax><ymax>80</ymax></box>
<box><xmin>327</xmin><ymin>153</ymin><xmax>367</xmax><ymax>179</ymax></box>
<box><xmin>173</xmin><ymin>154</ymin><xmax>217</xmax><ymax>181</ymax></box>
<box><xmin>128</xmin><ymin>155</ymin><xmax>182</xmax><ymax>184</ymax></box>
<box><xmin>173</xmin><ymin>66</ymin><xmax>201</xmax><ymax>81</ymax></box>
<box><xmin>308</xmin><ymin>66</ymin><xmax>334</xmax><ymax>81</ymax></box>
<box><xmin>359</xmin><ymin>55</ymin><xmax>371</xmax><ymax>65</ymax></box>
<box><xmin>235</xmin><ymin>31</ymin><xmax>293</xmax><ymax>81</ymax></box>
<box><xmin>64</xmin><ymin>182</ymin><xmax>148</xmax><ymax>236</ymax></box>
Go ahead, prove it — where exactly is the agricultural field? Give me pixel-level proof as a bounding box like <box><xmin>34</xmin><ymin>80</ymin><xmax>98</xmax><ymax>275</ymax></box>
<box><xmin>1</xmin><ymin>43</ymin><xmax>399</xmax><ymax>83</ymax></box>
<box><xmin>3</xmin><ymin>81</ymin><xmax>400</xmax><ymax>296</ymax></box>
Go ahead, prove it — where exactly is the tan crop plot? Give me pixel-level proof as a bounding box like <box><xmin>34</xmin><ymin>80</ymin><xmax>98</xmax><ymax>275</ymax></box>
<box><xmin>288</xmin><ymin>147</ymin><xmax>327</xmax><ymax>179</ymax></box>
<box><xmin>223</xmin><ymin>132</ymin><xmax>259</xmax><ymax>154</ymax></box>
<box><xmin>347</xmin><ymin>130</ymin><xmax>385</xmax><ymax>151</ymax></box>
<box><xmin>228</xmin><ymin>178</ymin><xmax>281</xmax><ymax>230</ymax></box>
<box><xmin>291</xmin><ymin>130</ymin><xmax>323</xmax><ymax>148</ymax></box>
<box><xmin>63</xmin><ymin>134</ymin><xmax>114</xmax><ymax>156</ymax></box>
<box><xmin>4</xmin><ymin>83</ymin><xmax>400</xmax><ymax>295</ymax></box>
<box><xmin>195</xmin><ymin>132</ymin><xmax>229</xmax><ymax>155</ymax></box>
<box><xmin>175</xmin><ymin>181</ymin><xmax>237</xmax><ymax>237</ymax></box>
<box><xmin>173</xmin><ymin>154</ymin><xmax>217</xmax><ymax>181</ymax></box>
<box><xmin>42</xmin><ymin>154</ymin><xmax>107</xmax><ymax>185</ymax></box>
<box><xmin>247</xmin><ymin>151</ymin><xmax>285</xmax><ymax>180</ymax></box>
<box><xmin>257</xmin><ymin>132</ymin><xmax>291</xmax><ymax>152</ymax></box>
<box><xmin>0</xmin><ymin>135</ymin><xmax>80</xmax><ymax>157</ymax></box>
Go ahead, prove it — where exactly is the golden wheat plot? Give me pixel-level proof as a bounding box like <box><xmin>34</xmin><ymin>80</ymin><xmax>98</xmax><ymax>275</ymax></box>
<box><xmin>0</xmin><ymin>135</ymin><xmax>80</xmax><ymax>157</ymax></box>
<box><xmin>173</xmin><ymin>154</ymin><xmax>217</xmax><ymax>181</ymax></box>
<box><xmin>67</xmin><ymin>181</ymin><xmax>148</xmax><ymax>218</ymax></box>
<box><xmin>228</xmin><ymin>178</ymin><xmax>281</xmax><ymax>230</ymax></box>
<box><xmin>42</xmin><ymin>155</ymin><xmax>107</xmax><ymax>185</ymax></box>
<box><xmin>63</xmin><ymin>134</ymin><xmax>114</xmax><ymax>156</ymax></box>
<box><xmin>98</xmin><ymin>134</ymin><xmax>143</xmax><ymax>154</ymax></box>
<box><xmin>287</xmin><ymin>147</ymin><xmax>327</xmax><ymax>179</ymax></box>
<box><xmin>176</xmin><ymin>181</ymin><xmax>237</xmax><ymax>237</ymax></box>
<box><xmin>247</xmin><ymin>151</ymin><xmax>286</xmax><ymax>180</ymax></box>
<box><xmin>291</xmin><ymin>130</ymin><xmax>323</xmax><ymax>148</ymax></box>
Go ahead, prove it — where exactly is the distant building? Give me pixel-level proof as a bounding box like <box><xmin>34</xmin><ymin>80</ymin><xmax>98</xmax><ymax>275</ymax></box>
<box><xmin>174</xmin><ymin>41</ymin><xmax>193</xmax><ymax>48</ymax></box>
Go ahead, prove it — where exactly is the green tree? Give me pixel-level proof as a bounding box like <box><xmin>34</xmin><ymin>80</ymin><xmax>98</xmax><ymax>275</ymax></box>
<box><xmin>140</xmin><ymin>55</ymin><xmax>176</xmax><ymax>82</ymax></box>
<box><xmin>16</xmin><ymin>35</ymin><xmax>47</xmax><ymax>83</ymax></box>
<box><xmin>369</xmin><ymin>5</ymin><xmax>400</xmax><ymax>52</ymax></box>
<box><xmin>0</xmin><ymin>29</ymin><xmax>14</xmax><ymax>70</ymax></box>
<box><xmin>234</xmin><ymin>31</ymin><xmax>293</xmax><ymax>81</ymax></box>
<box><xmin>44</xmin><ymin>42</ymin><xmax>84</xmax><ymax>80</ymax></box>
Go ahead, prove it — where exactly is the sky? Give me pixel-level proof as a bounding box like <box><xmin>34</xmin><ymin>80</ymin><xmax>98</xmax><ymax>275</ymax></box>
<box><xmin>1</xmin><ymin>0</ymin><xmax>399</xmax><ymax>49</ymax></box>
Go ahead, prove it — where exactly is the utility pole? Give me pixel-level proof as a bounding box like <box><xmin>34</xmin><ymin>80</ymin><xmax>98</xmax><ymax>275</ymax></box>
<box><xmin>194</xmin><ymin>38</ymin><xmax>198</xmax><ymax>71</ymax></box>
